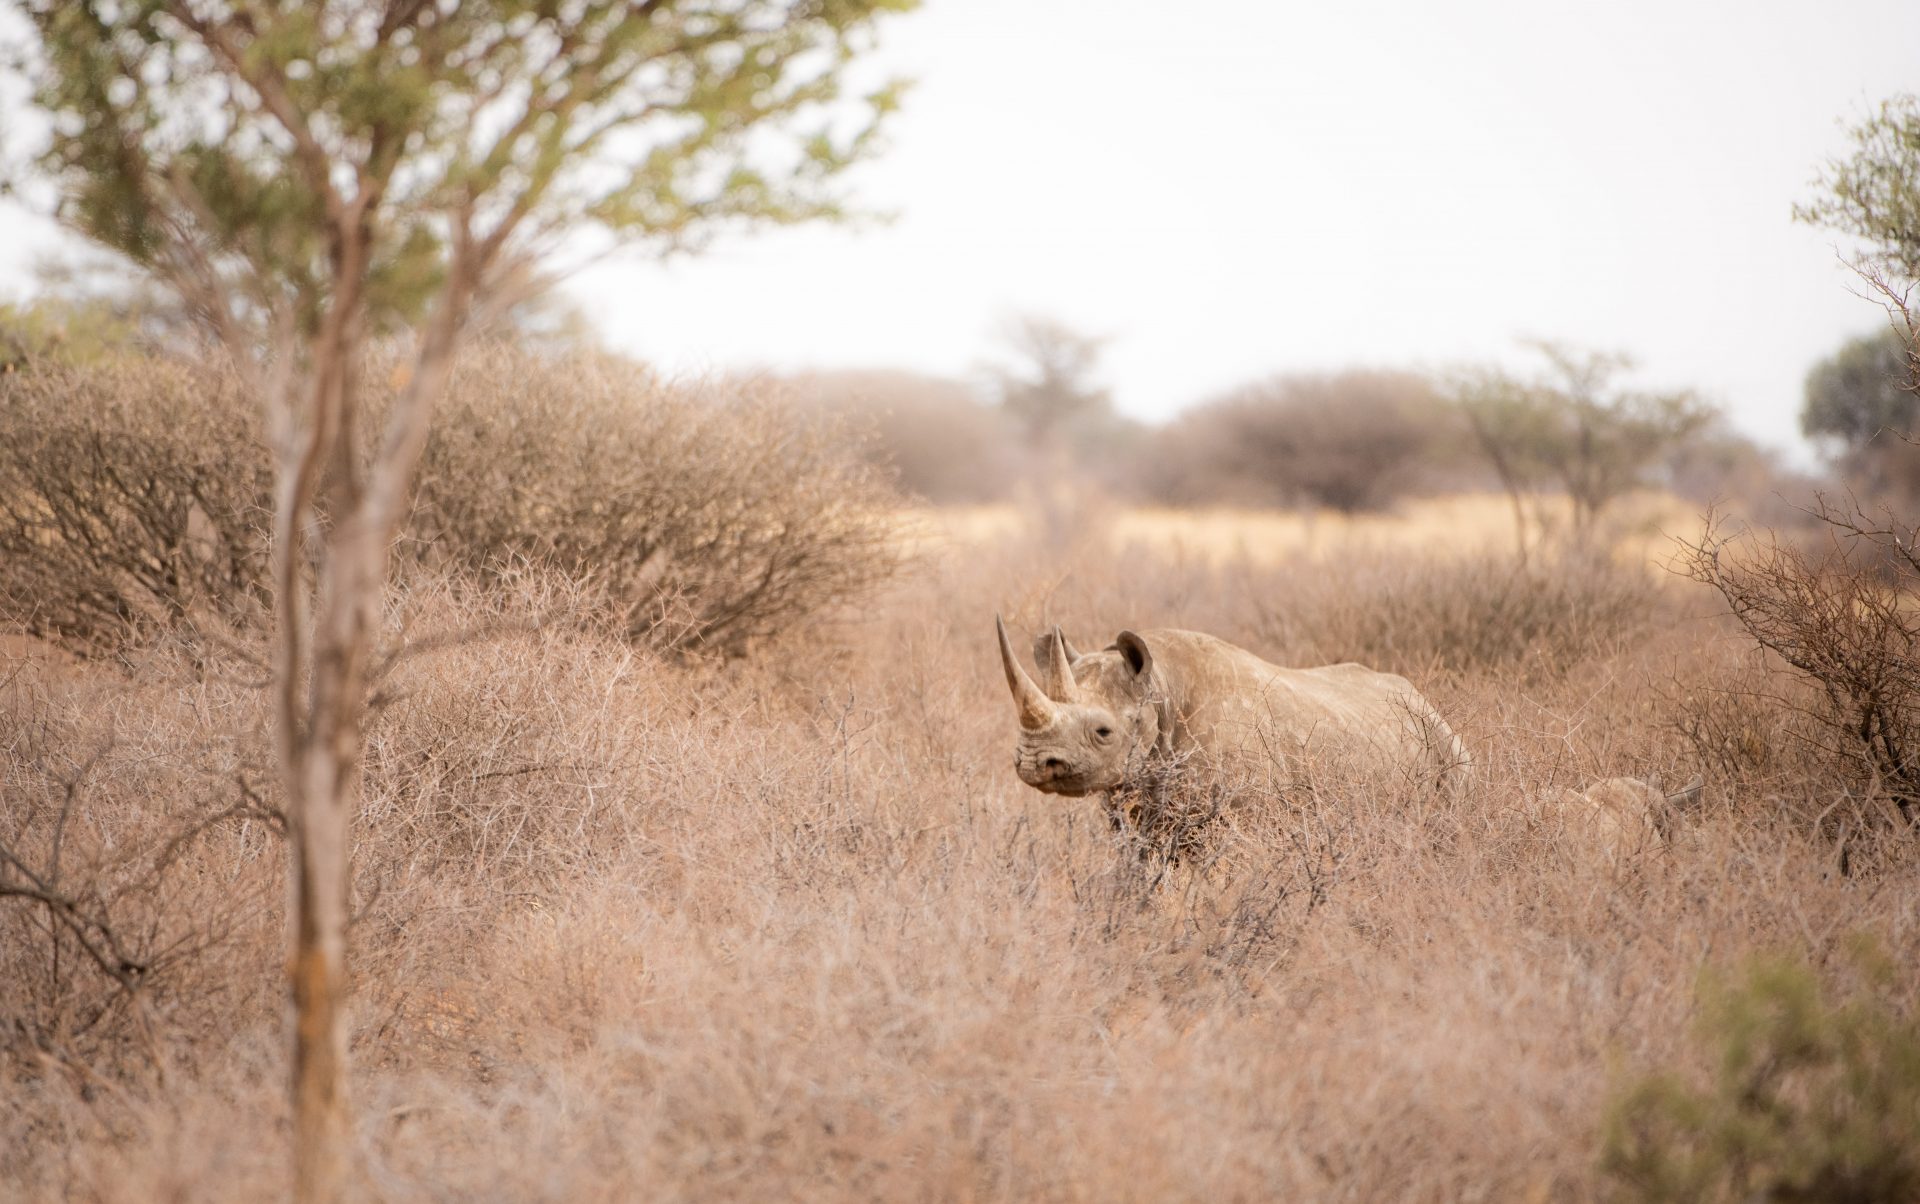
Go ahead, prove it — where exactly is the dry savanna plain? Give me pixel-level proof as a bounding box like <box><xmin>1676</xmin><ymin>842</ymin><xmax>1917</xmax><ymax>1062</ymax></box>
<box><xmin>5</xmin><ymin>475</ymin><xmax>1918</xmax><ymax>1200</ymax></box>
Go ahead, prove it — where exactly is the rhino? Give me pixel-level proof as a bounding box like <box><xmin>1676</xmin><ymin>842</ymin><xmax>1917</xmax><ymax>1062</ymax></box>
<box><xmin>1540</xmin><ymin>775</ymin><xmax>1704</xmax><ymax>856</ymax></box>
<box><xmin>993</xmin><ymin>617</ymin><xmax>1471</xmax><ymax>813</ymax></box>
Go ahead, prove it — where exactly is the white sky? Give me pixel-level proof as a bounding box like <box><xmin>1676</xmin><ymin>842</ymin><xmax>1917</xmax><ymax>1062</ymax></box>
<box><xmin>572</xmin><ymin>0</ymin><xmax>1920</xmax><ymax>458</ymax></box>
<box><xmin>3</xmin><ymin>0</ymin><xmax>1916</xmax><ymax>458</ymax></box>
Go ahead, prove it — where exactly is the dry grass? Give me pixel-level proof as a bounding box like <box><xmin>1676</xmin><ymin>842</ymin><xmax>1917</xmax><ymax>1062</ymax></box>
<box><xmin>917</xmin><ymin>490</ymin><xmax>1696</xmax><ymax>569</ymax></box>
<box><xmin>3</xmin><ymin>506</ymin><xmax>1916</xmax><ymax>1202</ymax></box>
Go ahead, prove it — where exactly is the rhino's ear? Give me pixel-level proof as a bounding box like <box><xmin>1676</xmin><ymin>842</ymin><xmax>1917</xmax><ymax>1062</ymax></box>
<box><xmin>1031</xmin><ymin>628</ymin><xmax>1084</xmax><ymax>668</ymax></box>
<box><xmin>1666</xmin><ymin>775</ymin><xmax>1705</xmax><ymax>809</ymax></box>
<box><xmin>1113</xmin><ymin>630</ymin><xmax>1153</xmax><ymax>679</ymax></box>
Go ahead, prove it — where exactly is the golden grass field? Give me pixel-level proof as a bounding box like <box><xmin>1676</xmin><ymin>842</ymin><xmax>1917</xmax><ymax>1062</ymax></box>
<box><xmin>913</xmin><ymin>490</ymin><xmax>1698</xmax><ymax>568</ymax></box>
<box><xmin>3</xmin><ymin>492</ymin><xmax>1915</xmax><ymax>1201</ymax></box>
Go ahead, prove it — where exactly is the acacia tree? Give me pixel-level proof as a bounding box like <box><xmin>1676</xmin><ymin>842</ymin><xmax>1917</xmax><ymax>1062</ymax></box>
<box><xmin>1679</xmin><ymin>96</ymin><xmax>1920</xmax><ymax>849</ymax></box>
<box><xmin>1797</xmin><ymin>92</ymin><xmax>1920</xmax><ymax>383</ymax></box>
<box><xmin>13</xmin><ymin>2</ymin><xmax>913</xmax><ymax>1198</ymax></box>
<box><xmin>1452</xmin><ymin>342</ymin><xmax>1711</xmax><ymax>551</ymax></box>
<box><xmin>990</xmin><ymin>313</ymin><xmax>1112</xmax><ymax>443</ymax></box>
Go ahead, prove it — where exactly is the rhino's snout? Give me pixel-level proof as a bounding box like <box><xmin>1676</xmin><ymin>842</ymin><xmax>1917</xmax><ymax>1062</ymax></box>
<box><xmin>1016</xmin><ymin>749</ymin><xmax>1096</xmax><ymax>796</ymax></box>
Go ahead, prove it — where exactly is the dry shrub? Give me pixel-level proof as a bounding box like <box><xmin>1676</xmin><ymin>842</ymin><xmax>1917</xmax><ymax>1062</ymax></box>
<box><xmin>404</xmin><ymin>344</ymin><xmax>903</xmax><ymax>654</ymax></box>
<box><xmin>1683</xmin><ymin>509</ymin><xmax>1920</xmax><ymax>833</ymax></box>
<box><xmin>0</xmin><ymin>346</ymin><xmax>901</xmax><ymax>658</ymax></box>
<box><xmin>1139</xmin><ymin>371</ymin><xmax>1471</xmax><ymax>512</ymax></box>
<box><xmin>0</xmin><ymin>642</ymin><xmax>281</xmax><ymax>1076</ymax></box>
<box><xmin>0</xmin><ymin>357</ymin><xmax>270</xmax><ymax>651</ymax></box>
<box><xmin>1661</xmin><ymin>642</ymin><xmax>1834</xmax><ymax>808</ymax></box>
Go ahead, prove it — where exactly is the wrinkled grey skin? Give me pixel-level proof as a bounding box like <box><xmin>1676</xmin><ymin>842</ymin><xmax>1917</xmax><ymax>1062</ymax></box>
<box><xmin>994</xmin><ymin>617</ymin><xmax>1472</xmax><ymax>804</ymax></box>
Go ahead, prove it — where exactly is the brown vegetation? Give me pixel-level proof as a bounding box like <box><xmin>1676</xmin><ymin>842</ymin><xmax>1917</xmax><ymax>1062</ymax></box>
<box><xmin>0</xmin><ymin>345</ymin><xmax>900</xmax><ymax>658</ymax></box>
<box><xmin>1141</xmin><ymin>370</ymin><xmax>1469</xmax><ymax>512</ymax></box>
<box><xmin>1681</xmin><ymin>501</ymin><xmax>1920</xmax><ymax>833</ymax></box>
<box><xmin>408</xmin><ymin>346</ymin><xmax>902</xmax><ymax>654</ymax></box>
<box><xmin>782</xmin><ymin>369</ymin><xmax>1023</xmax><ymax>504</ymax></box>
<box><xmin>0</xmin><ymin>357</ymin><xmax>271</xmax><ymax>651</ymax></box>
<box><xmin>4</xmin><ymin>511</ymin><xmax>1915</xmax><ymax>1199</ymax></box>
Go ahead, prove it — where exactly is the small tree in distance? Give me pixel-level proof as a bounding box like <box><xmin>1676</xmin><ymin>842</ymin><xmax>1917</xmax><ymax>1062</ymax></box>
<box><xmin>1680</xmin><ymin>93</ymin><xmax>1920</xmax><ymax>851</ymax></box>
<box><xmin>1451</xmin><ymin>341</ymin><xmax>1712</xmax><ymax>556</ymax></box>
<box><xmin>1145</xmin><ymin>371</ymin><xmax>1452</xmax><ymax>514</ymax></box>
<box><xmin>1796</xmin><ymin>92</ymin><xmax>1920</xmax><ymax>381</ymax></box>
<box><xmin>12</xmin><ymin>2</ymin><xmax>915</xmax><ymax>1199</ymax></box>
<box><xmin>1795</xmin><ymin>96</ymin><xmax>1920</xmax><ymax>503</ymax></box>
<box><xmin>990</xmin><ymin>313</ymin><xmax>1113</xmax><ymax>444</ymax></box>
<box><xmin>1802</xmin><ymin>327</ymin><xmax>1920</xmax><ymax>503</ymax></box>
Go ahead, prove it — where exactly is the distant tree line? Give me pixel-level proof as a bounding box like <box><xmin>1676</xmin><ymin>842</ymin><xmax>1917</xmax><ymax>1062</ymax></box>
<box><xmin>784</xmin><ymin>314</ymin><xmax>1824</xmax><ymax>531</ymax></box>
<box><xmin>7</xmin><ymin>282</ymin><xmax>1863</xmax><ymax>535</ymax></box>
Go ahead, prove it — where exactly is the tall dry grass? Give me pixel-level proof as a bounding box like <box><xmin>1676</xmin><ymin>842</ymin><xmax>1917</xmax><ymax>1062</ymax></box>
<box><xmin>3</xmin><ymin>513</ymin><xmax>1916</xmax><ymax>1201</ymax></box>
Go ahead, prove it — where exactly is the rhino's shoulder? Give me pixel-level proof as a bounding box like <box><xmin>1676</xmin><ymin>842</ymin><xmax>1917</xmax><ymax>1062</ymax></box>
<box><xmin>1136</xmin><ymin>628</ymin><xmax>1266</xmax><ymax>666</ymax></box>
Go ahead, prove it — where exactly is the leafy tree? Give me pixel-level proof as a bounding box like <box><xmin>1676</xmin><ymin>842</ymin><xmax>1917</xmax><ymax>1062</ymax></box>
<box><xmin>1452</xmin><ymin>342</ymin><xmax>1712</xmax><ymax>552</ymax></box>
<box><xmin>1803</xmin><ymin>327</ymin><xmax>1919</xmax><ymax>450</ymax></box>
<box><xmin>1802</xmin><ymin>327</ymin><xmax>1920</xmax><ymax>500</ymax></box>
<box><xmin>990</xmin><ymin>314</ymin><xmax>1113</xmax><ymax>443</ymax></box>
<box><xmin>1796</xmin><ymin>98</ymin><xmax>1920</xmax><ymax>501</ymax></box>
<box><xmin>11</xmin><ymin>2</ymin><xmax>913</xmax><ymax>1198</ymax></box>
<box><xmin>1796</xmin><ymin>94</ymin><xmax>1920</xmax><ymax>391</ymax></box>
<box><xmin>1679</xmin><ymin>94</ymin><xmax>1920</xmax><ymax>859</ymax></box>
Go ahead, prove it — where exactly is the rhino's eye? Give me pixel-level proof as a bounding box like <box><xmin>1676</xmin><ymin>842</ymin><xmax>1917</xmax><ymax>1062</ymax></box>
<box><xmin>1094</xmin><ymin>725</ymin><xmax>1114</xmax><ymax>740</ymax></box>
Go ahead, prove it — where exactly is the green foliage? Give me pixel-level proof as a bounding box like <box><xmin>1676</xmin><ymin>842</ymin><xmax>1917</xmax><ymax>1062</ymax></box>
<box><xmin>15</xmin><ymin>0</ymin><xmax>917</xmax><ymax>342</ymax></box>
<box><xmin>1796</xmin><ymin>94</ymin><xmax>1920</xmax><ymax>418</ymax></box>
<box><xmin>1797</xmin><ymin>95</ymin><xmax>1920</xmax><ymax>492</ymax></box>
<box><xmin>0</xmin><ymin>293</ymin><xmax>172</xmax><ymax>370</ymax></box>
<box><xmin>1797</xmin><ymin>94</ymin><xmax>1920</xmax><ymax>287</ymax></box>
<box><xmin>1802</xmin><ymin>327</ymin><xmax>1919</xmax><ymax>461</ymax></box>
<box><xmin>1602</xmin><ymin>942</ymin><xmax>1920</xmax><ymax>1203</ymax></box>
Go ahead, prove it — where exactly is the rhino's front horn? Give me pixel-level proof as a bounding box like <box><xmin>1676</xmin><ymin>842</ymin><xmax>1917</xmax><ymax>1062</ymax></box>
<box><xmin>996</xmin><ymin>615</ymin><xmax>1056</xmax><ymax>732</ymax></box>
<box><xmin>1043</xmin><ymin>624</ymin><xmax>1079</xmax><ymax>701</ymax></box>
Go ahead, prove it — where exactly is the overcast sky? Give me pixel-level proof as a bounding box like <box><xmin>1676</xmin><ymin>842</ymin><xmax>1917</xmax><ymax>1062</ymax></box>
<box><xmin>572</xmin><ymin>0</ymin><xmax>1920</xmax><ymax>458</ymax></box>
<box><xmin>4</xmin><ymin>1</ymin><xmax>1916</xmax><ymax>458</ymax></box>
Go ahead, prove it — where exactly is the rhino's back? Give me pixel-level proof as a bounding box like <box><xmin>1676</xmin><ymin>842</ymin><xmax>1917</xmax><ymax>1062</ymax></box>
<box><xmin>1148</xmin><ymin>630</ymin><xmax>1449</xmax><ymax>776</ymax></box>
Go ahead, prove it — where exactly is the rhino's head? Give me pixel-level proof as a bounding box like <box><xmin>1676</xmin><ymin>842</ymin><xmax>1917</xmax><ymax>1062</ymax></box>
<box><xmin>994</xmin><ymin>616</ymin><xmax>1160</xmax><ymax>797</ymax></box>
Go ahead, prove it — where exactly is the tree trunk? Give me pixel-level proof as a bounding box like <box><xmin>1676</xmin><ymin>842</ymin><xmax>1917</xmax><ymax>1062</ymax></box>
<box><xmin>281</xmin><ymin>271</ymin><xmax>467</xmax><ymax>1202</ymax></box>
<box><xmin>1504</xmin><ymin>485</ymin><xmax>1530</xmax><ymax>565</ymax></box>
<box><xmin>288</xmin><ymin>511</ymin><xmax>386</xmax><ymax>1203</ymax></box>
<box><xmin>287</xmin><ymin>734</ymin><xmax>352</xmax><ymax>1204</ymax></box>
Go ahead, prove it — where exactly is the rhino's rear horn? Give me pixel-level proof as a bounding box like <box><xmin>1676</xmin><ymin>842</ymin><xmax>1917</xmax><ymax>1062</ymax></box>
<box><xmin>1042</xmin><ymin>625</ymin><xmax>1080</xmax><ymax>701</ymax></box>
<box><xmin>996</xmin><ymin>615</ymin><xmax>1057</xmax><ymax>731</ymax></box>
<box><xmin>1033</xmin><ymin>628</ymin><xmax>1083</xmax><ymax>669</ymax></box>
